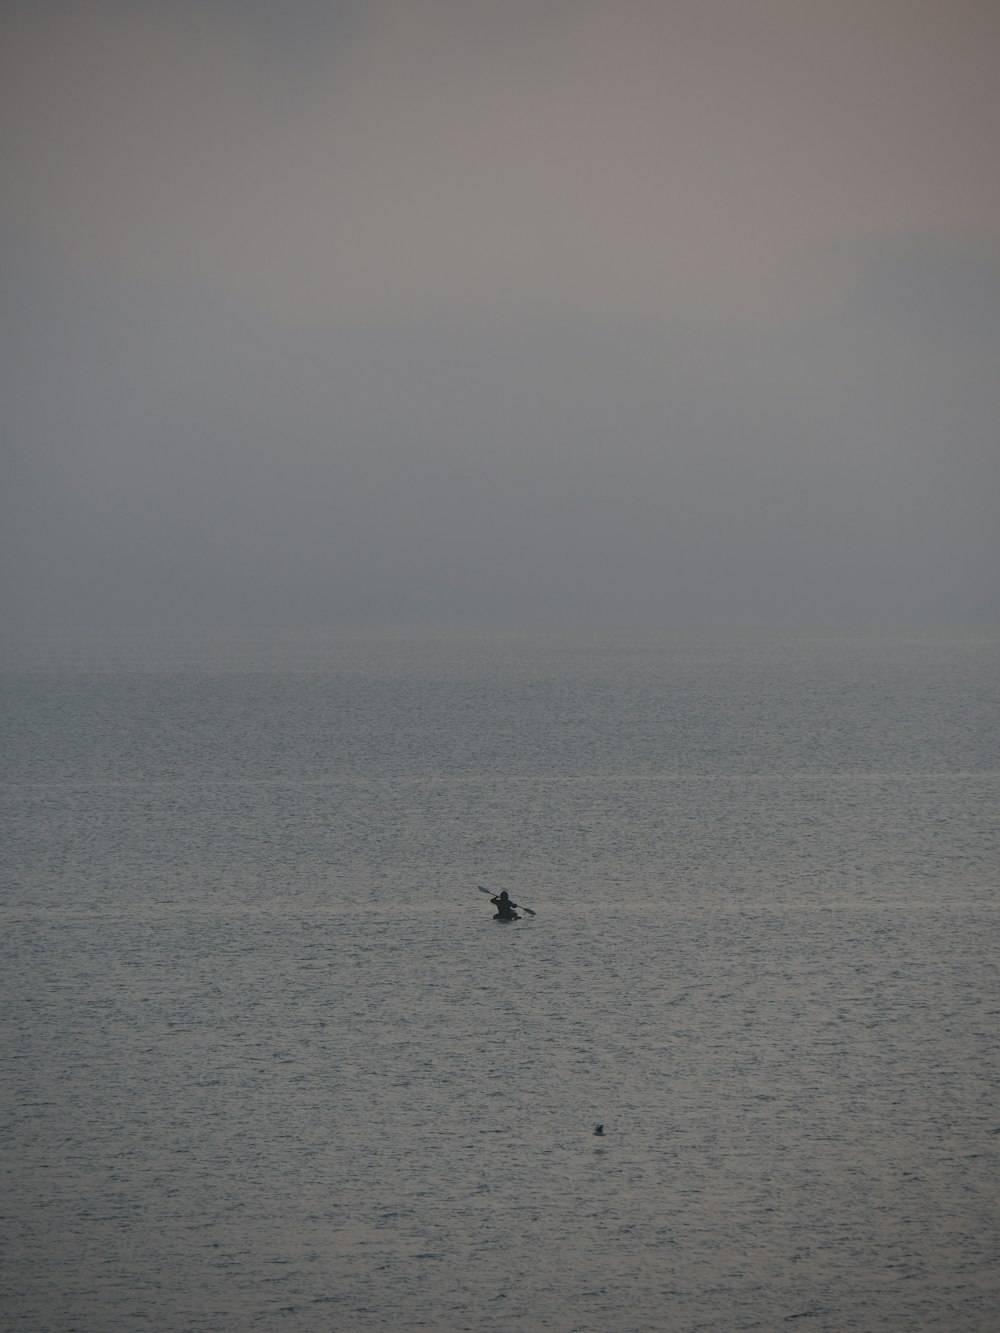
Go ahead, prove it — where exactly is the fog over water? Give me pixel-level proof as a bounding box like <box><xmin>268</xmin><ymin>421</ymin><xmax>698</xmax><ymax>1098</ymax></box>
<box><xmin>2</xmin><ymin>1</ymin><xmax>999</xmax><ymax>634</ymax></box>
<box><xmin>2</xmin><ymin>8</ymin><xmax>999</xmax><ymax>1324</ymax></box>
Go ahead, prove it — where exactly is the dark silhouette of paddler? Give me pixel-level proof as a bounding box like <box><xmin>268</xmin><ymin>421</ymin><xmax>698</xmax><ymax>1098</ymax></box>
<box><xmin>491</xmin><ymin>890</ymin><xmax>520</xmax><ymax>921</ymax></box>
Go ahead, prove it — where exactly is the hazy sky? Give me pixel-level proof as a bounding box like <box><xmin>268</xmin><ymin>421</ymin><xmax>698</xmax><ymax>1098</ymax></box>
<box><xmin>3</xmin><ymin>0</ymin><xmax>999</xmax><ymax>632</ymax></box>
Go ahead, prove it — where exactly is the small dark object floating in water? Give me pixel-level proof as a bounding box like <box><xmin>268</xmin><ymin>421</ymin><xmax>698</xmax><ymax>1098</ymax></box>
<box><xmin>593</xmin><ymin>1123</ymin><xmax>604</xmax><ymax>1136</ymax></box>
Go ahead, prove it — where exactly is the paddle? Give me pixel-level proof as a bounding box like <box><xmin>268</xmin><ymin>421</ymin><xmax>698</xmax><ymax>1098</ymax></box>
<box><xmin>478</xmin><ymin>884</ymin><xmax>536</xmax><ymax>916</ymax></box>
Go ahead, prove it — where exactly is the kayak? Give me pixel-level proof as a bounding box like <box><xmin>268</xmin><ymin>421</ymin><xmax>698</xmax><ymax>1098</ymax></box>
<box><xmin>478</xmin><ymin>885</ymin><xmax>536</xmax><ymax>918</ymax></box>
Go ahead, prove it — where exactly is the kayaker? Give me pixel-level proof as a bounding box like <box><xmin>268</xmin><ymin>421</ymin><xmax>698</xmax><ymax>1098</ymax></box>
<box><xmin>491</xmin><ymin>890</ymin><xmax>520</xmax><ymax>920</ymax></box>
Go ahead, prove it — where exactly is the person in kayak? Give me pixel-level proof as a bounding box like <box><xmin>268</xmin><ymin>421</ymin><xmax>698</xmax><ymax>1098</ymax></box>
<box><xmin>491</xmin><ymin>890</ymin><xmax>520</xmax><ymax>920</ymax></box>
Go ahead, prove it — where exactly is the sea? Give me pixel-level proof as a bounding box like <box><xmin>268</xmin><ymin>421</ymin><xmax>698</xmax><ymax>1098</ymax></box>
<box><xmin>1</xmin><ymin>628</ymin><xmax>998</xmax><ymax>1332</ymax></box>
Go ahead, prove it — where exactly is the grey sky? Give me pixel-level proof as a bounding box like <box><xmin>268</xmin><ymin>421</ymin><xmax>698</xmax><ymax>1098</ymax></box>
<box><xmin>3</xmin><ymin>0</ymin><xmax>998</xmax><ymax>632</ymax></box>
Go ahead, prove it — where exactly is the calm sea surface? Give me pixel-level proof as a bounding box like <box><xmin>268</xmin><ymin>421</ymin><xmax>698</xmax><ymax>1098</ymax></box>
<box><xmin>2</xmin><ymin>630</ymin><xmax>998</xmax><ymax>1331</ymax></box>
